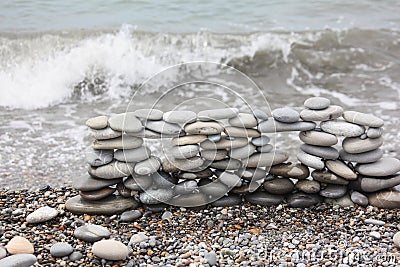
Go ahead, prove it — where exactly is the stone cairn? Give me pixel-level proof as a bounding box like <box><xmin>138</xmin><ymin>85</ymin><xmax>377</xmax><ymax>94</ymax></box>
<box><xmin>66</xmin><ymin>97</ymin><xmax>400</xmax><ymax>215</ymax></box>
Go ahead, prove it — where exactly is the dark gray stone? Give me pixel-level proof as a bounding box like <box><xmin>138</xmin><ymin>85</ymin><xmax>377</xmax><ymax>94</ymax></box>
<box><xmin>287</xmin><ymin>193</ymin><xmax>322</xmax><ymax>208</ymax></box>
<box><xmin>245</xmin><ymin>192</ymin><xmax>284</xmax><ymax>206</ymax></box>
<box><xmin>300</xmin><ymin>144</ymin><xmax>339</xmax><ymax>160</ymax></box>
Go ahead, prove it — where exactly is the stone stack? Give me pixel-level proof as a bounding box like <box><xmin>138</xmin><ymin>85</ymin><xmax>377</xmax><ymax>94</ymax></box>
<box><xmin>65</xmin><ymin>99</ymin><xmax>400</xmax><ymax>215</ymax></box>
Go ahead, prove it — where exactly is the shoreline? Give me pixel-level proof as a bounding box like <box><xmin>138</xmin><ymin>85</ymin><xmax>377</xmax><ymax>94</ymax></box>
<box><xmin>1</xmin><ymin>187</ymin><xmax>399</xmax><ymax>266</ymax></box>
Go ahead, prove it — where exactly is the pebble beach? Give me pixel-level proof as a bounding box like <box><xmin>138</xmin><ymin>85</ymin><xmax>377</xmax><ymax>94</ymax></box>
<box><xmin>1</xmin><ymin>187</ymin><xmax>400</xmax><ymax>266</ymax></box>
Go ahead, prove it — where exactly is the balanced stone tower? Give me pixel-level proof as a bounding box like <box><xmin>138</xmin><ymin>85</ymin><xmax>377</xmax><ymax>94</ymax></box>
<box><xmin>66</xmin><ymin>97</ymin><xmax>400</xmax><ymax>215</ymax></box>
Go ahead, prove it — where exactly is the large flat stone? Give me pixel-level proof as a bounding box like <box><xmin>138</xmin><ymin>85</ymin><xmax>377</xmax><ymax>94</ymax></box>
<box><xmin>350</xmin><ymin>174</ymin><xmax>400</xmax><ymax>193</ymax></box>
<box><xmin>368</xmin><ymin>190</ymin><xmax>400</xmax><ymax>209</ymax></box>
<box><xmin>356</xmin><ymin>158</ymin><xmax>400</xmax><ymax>177</ymax></box>
<box><xmin>245</xmin><ymin>192</ymin><xmax>284</xmax><ymax>206</ymax></box>
<box><xmin>242</xmin><ymin>152</ymin><xmax>289</xmax><ymax>167</ymax></box>
<box><xmin>299</xmin><ymin>130</ymin><xmax>338</xmax><ymax>147</ymax></box>
<box><xmin>114</xmin><ymin>146</ymin><xmax>151</xmax><ymax>162</ymax></box>
<box><xmin>258</xmin><ymin>120</ymin><xmax>316</xmax><ymax>132</ymax></box>
<box><xmin>88</xmin><ymin>161</ymin><xmax>134</xmax><ymax>179</ymax></box>
<box><xmin>200</xmin><ymin>137</ymin><xmax>249</xmax><ymax>149</ymax></box>
<box><xmin>300</xmin><ymin>105</ymin><xmax>343</xmax><ymax>121</ymax></box>
<box><xmin>343</xmin><ymin>111</ymin><xmax>384</xmax><ymax>128</ymax></box>
<box><xmin>145</xmin><ymin>120</ymin><xmax>181</xmax><ymax>135</ymax></box>
<box><xmin>108</xmin><ymin>112</ymin><xmax>143</xmax><ymax>133</ymax></box>
<box><xmin>74</xmin><ymin>175</ymin><xmax>121</xmax><ymax>191</ymax></box>
<box><xmin>66</xmin><ymin>195</ymin><xmax>139</xmax><ymax>215</ymax></box>
<box><xmin>342</xmin><ymin>137</ymin><xmax>383</xmax><ymax>154</ymax></box>
<box><xmin>197</xmin><ymin>108</ymin><xmax>239</xmax><ymax>121</ymax></box>
<box><xmin>93</xmin><ymin>135</ymin><xmax>143</xmax><ymax>150</ymax></box>
<box><xmin>339</xmin><ymin>149</ymin><xmax>383</xmax><ymax>164</ymax></box>
<box><xmin>301</xmin><ymin>144</ymin><xmax>339</xmax><ymax>160</ymax></box>
<box><xmin>320</xmin><ymin>120</ymin><xmax>365</xmax><ymax>137</ymax></box>
<box><xmin>184</xmin><ymin>121</ymin><xmax>224</xmax><ymax>135</ymax></box>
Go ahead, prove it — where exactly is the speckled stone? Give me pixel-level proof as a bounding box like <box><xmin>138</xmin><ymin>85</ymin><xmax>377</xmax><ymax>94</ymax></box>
<box><xmin>320</xmin><ymin>120</ymin><xmax>365</xmax><ymax>137</ymax></box>
<box><xmin>26</xmin><ymin>206</ymin><xmax>58</xmax><ymax>224</ymax></box>
<box><xmin>297</xmin><ymin>151</ymin><xmax>325</xmax><ymax>170</ymax></box>
<box><xmin>296</xmin><ymin>180</ymin><xmax>321</xmax><ymax>194</ymax></box>
<box><xmin>139</xmin><ymin>189</ymin><xmax>174</xmax><ymax>205</ymax></box>
<box><xmin>162</xmin><ymin>157</ymin><xmax>205</xmax><ymax>172</ymax></box>
<box><xmin>252</xmin><ymin>109</ymin><xmax>269</xmax><ymax>121</ymax></box>
<box><xmin>224</xmin><ymin>126</ymin><xmax>261</xmax><ymax>138</ymax></box>
<box><xmin>88</xmin><ymin>127</ymin><xmax>122</xmax><ymax>140</ymax></box>
<box><xmin>300</xmin><ymin>105</ymin><xmax>343</xmax><ymax>121</ymax></box>
<box><xmin>184</xmin><ymin>121</ymin><xmax>224</xmax><ymax>135</ymax></box>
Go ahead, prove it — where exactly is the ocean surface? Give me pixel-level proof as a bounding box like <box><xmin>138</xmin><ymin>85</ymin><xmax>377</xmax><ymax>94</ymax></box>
<box><xmin>0</xmin><ymin>0</ymin><xmax>399</xmax><ymax>189</ymax></box>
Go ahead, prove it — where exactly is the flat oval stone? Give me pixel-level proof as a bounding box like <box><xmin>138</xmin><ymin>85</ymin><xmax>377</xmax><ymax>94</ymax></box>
<box><xmin>300</xmin><ymin>144</ymin><xmax>339</xmax><ymax>160</ymax></box>
<box><xmin>120</xmin><ymin>210</ymin><xmax>142</xmax><ymax>222</ymax></box>
<box><xmin>162</xmin><ymin>157</ymin><xmax>204</xmax><ymax>172</ymax></box>
<box><xmin>320</xmin><ymin>120</ymin><xmax>365</xmax><ymax>137</ymax></box>
<box><xmin>245</xmin><ymin>192</ymin><xmax>284</xmax><ymax>206</ymax></box>
<box><xmin>319</xmin><ymin>184</ymin><xmax>347</xmax><ymax>198</ymax></box>
<box><xmin>304</xmin><ymin>97</ymin><xmax>330</xmax><ymax>110</ymax></box>
<box><xmin>224</xmin><ymin>126</ymin><xmax>260</xmax><ymax>138</ymax></box>
<box><xmin>200</xmin><ymin>149</ymin><xmax>228</xmax><ymax>161</ymax></box>
<box><xmin>184</xmin><ymin>121</ymin><xmax>224</xmax><ymax>135</ymax></box>
<box><xmin>26</xmin><ymin>206</ymin><xmax>58</xmax><ymax>224</ymax></box>
<box><xmin>343</xmin><ymin>111</ymin><xmax>384</xmax><ymax>127</ymax></box>
<box><xmin>6</xmin><ymin>236</ymin><xmax>34</xmax><ymax>254</ymax></box>
<box><xmin>74</xmin><ymin>175</ymin><xmax>121</xmax><ymax>191</ymax></box>
<box><xmin>297</xmin><ymin>151</ymin><xmax>324</xmax><ymax>170</ymax></box>
<box><xmin>211</xmin><ymin>158</ymin><xmax>242</xmax><ymax>170</ymax></box>
<box><xmin>88</xmin><ymin>161</ymin><xmax>134</xmax><ymax>179</ymax></box>
<box><xmin>300</xmin><ymin>105</ymin><xmax>343</xmax><ymax>121</ymax></box>
<box><xmin>88</xmin><ymin>127</ymin><xmax>122</xmax><ymax>140</ymax></box>
<box><xmin>272</xmin><ymin>107</ymin><xmax>300</xmax><ymax>123</ymax></box>
<box><xmin>218</xmin><ymin>172</ymin><xmax>242</xmax><ymax>187</ymax></box>
<box><xmin>342</xmin><ymin>137</ymin><xmax>383</xmax><ymax>154</ymax></box>
<box><xmin>114</xmin><ymin>146</ymin><xmax>151</xmax><ymax>162</ymax></box>
<box><xmin>124</xmin><ymin>175</ymin><xmax>153</xmax><ymax>191</ymax></box>
<box><xmin>92</xmin><ymin>240</ymin><xmax>129</xmax><ymax>261</ymax></box>
<box><xmin>311</xmin><ymin>170</ymin><xmax>349</xmax><ymax>185</ymax></box>
<box><xmin>0</xmin><ymin>254</ymin><xmax>37</xmax><ymax>267</ymax></box>
<box><xmin>177</xmin><ymin>168</ymin><xmax>214</xmax><ymax>179</ymax></box>
<box><xmin>86</xmin><ymin>148</ymin><xmax>114</xmax><ymax>167</ymax></box>
<box><xmin>197</xmin><ymin>108</ymin><xmax>239</xmax><ymax>121</ymax></box>
<box><xmin>235</xmin><ymin>168</ymin><xmax>266</xmax><ymax>181</ymax></box>
<box><xmin>173</xmin><ymin>180</ymin><xmax>198</xmax><ymax>195</ymax></box>
<box><xmin>269</xmin><ymin>162</ymin><xmax>310</xmax><ymax>179</ymax></box>
<box><xmin>171</xmin><ymin>145</ymin><xmax>199</xmax><ymax>159</ymax></box>
<box><xmin>134</xmin><ymin>157</ymin><xmax>160</xmax><ymax>175</ymax></box>
<box><xmin>50</xmin><ymin>242</ymin><xmax>73</xmax><ymax>257</ymax></box>
<box><xmin>339</xmin><ymin>149</ymin><xmax>383</xmax><ymax>163</ymax></box>
<box><xmin>299</xmin><ymin>130</ymin><xmax>338</xmax><ymax>146</ymax></box>
<box><xmin>351</xmin><ymin>191</ymin><xmax>368</xmax><ymax>206</ymax></box>
<box><xmin>367</xmin><ymin>127</ymin><xmax>382</xmax><ymax>139</ymax></box>
<box><xmin>325</xmin><ymin>160</ymin><xmax>357</xmax><ymax>180</ymax></box>
<box><xmin>163</xmin><ymin>110</ymin><xmax>197</xmax><ymax>124</ymax></box>
<box><xmin>86</xmin><ymin>115</ymin><xmax>108</xmax><ymax>129</ymax></box>
<box><xmin>132</xmin><ymin>109</ymin><xmax>164</xmax><ymax>120</ymax></box>
<box><xmin>350</xmin><ymin>174</ymin><xmax>400</xmax><ymax>193</ymax></box>
<box><xmin>258</xmin><ymin>120</ymin><xmax>316</xmax><ymax>132</ymax></box>
<box><xmin>139</xmin><ymin>189</ymin><xmax>174</xmax><ymax>205</ymax></box>
<box><xmin>324</xmin><ymin>194</ymin><xmax>354</xmax><ymax>207</ymax></box>
<box><xmin>145</xmin><ymin>120</ymin><xmax>181</xmax><ymax>135</ymax></box>
<box><xmin>93</xmin><ymin>135</ymin><xmax>143</xmax><ymax>150</ymax></box>
<box><xmin>368</xmin><ymin>189</ymin><xmax>400</xmax><ymax>209</ymax></box>
<box><xmin>66</xmin><ymin>195</ymin><xmax>139</xmax><ymax>215</ymax></box>
<box><xmin>243</xmin><ymin>152</ymin><xmax>289</xmax><ymax>167</ymax></box>
<box><xmin>356</xmin><ymin>157</ymin><xmax>400</xmax><ymax>177</ymax></box>
<box><xmin>287</xmin><ymin>193</ymin><xmax>322</xmax><ymax>208</ymax></box>
<box><xmin>126</xmin><ymin>128</ymin><xmax>163</xmax><ymax>139</ymax></box>
<box><xmin>229</xmin><ymin>144</ymin><xmax>256</xmax><ymax>159</ymax></box>
<box><xmin>169</xmin><ymin>193</ymin><xmax>208</xmax><ymax>207</ymax></box>
<box><xmin>200</xmin><ymin>137</ymin><xmax>248</xmax><ymax>149</ymax></box>
<box><xmin>263</xmin><ymin>178</ymin><xmax>294</xmax><ymax>194</ymax></box>
<box><xmin>228</xmin><ymin>113</ymin><xmax>258</xmax><ymax>128</ymax></box>
<box><xmin>251</xmin><ymin>136</ymin><xmax>270</xmax><ymax>146</ymax></box>
<box><xmin>256</xmin><ymin>144</ymin><xmax>273</xmax><ymax>153</ymax></box>
<box><xmin>79</xmin><ymin>187</ymin><xmax>116</xmax><ymax>201</ymax></box>
<box><xmin>210</xmin><ymin>195</ymin><xmax>242</xmax><ymax>207</ymax></box>
<box><xmin>252</xmin><ymin>109</ymin><xmax>269</xmax><ymax>121</ymax></box>
<box><xmin>199</xmin><ymin>180</ymin><xmax>229</xmax><ymax>196</ymax></box>
<box><xmin>109</xmin><ymin>112</ymin><xmax>143</xmax><ymax>133</ymax></box>
<box><xmin>172</xmin><ymin>135</ymin><xmax>207</xmax><ymax>146</ymax></box>
<box><xmin>296</xmin><ymin>180</ymin><xmax>321</xmax><ymax>194</ymax></box>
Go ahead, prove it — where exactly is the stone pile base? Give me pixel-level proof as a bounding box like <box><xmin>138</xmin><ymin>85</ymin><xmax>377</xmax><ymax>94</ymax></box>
<box><xmin>66</xmin><ymin>97</ymin><xmax>400</xmax><ymax>215</ymax></box>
